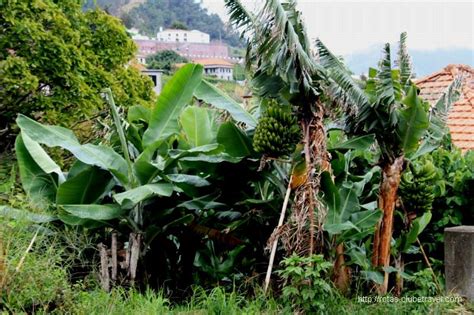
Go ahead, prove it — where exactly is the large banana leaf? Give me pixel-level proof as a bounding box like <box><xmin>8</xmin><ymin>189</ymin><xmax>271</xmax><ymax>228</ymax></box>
<box><xmin>329</xmin><ymin>134</ymin><xmax>375</xmax><ymax>151</ymax></box>
<box><xmin>15</xmin><ymin>135</ymin><xmax>58</xmax><ymax>205</ymax></box>
<box><xmin>166</xmin><ymin>174</ymin><xmax>210</xmax><ymax>187</ymax></box>
<box><xmin>216</xmin><ymin>122</ymin><xmax>254</xmax><ymax>157</ymax></box>
<box><xmin>194</xmin><ymin>79</ymin><xmax>257</xmax><ymax>128</ymax></box>
<box><xmin>62</xmin><ymin>204</ymin><xmax>125</xmax><ymax>221</ymax></box>
<box><xmin>113</xmin><ymin>183</ymin><xmax>174</xmax><ymax>209</ymax></box>
<box><xmin>133</xmin><ymin>144</ymin><xmax>221</xmax><ymax>185</ymax></box>
<box><xmin>177</xmin><ymin>193</ymin><xmax>226</xmax><ymax>210</ymax></box>
<box><xmin>128</xmin><ymin>105</ymin><xmax>151</xmax><ymax>123</ymax></box>
<box><xmin>321</xmin><ymin>171</ymin><xmax>381</xmax><ymax>239</ymax></box>
<box><xmin>399</xmin><ymin>211</ymin><xmax>432</xmax><ymax>253</ymax></box>
<box><xmin>376</xmin><ymin>44</ymin><xmax>402</xmax><ymax>105</ymax></box>
<box><xmin>143</xmin><ymin>64</ymin><xmax>203</xmax><ymax>147</ymax></box>
<box><xmin>56</xmin><ymin>166</ymin><xmax>113</xmax><ymax>205</ymax></box>
<box><xmin>321</xmin><ymin>172</ymin><xmax>359</xmax><ymax>232</ymax></box>
<box><xmin>179</xmin><ymin>154</ymin><xmax>242</xmax><ymax>163</ymax></box>
<box><xmin>180</xmin><ymin>106</ymin><xmax>217</xmax><ymax>147</ymax></box>
<box><xmin>16</xmin><ymin>115</ymin><xmax>129</xmax><ymax>186</ymax></box>
<box><xmin>398</xmin><ymin>85</ymin><xmax>429</xmax><ymax>154</ymax></box>
<box><xmin>21</xmin><ymin>133</ymin><xmax>65</xmax><ymax>183</ymax></box>
<box><xmin>58</xmin><ymin>213</ymin><xmax>104</xmax><ymax>228</ymax></box>
<box><xmin>168</xmin><ymin>144</ymin><xmax>221</xmax><ymax>160</ymax></box>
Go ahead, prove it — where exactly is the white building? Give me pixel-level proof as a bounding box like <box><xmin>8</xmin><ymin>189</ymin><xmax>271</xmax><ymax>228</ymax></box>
<box><xmin>194</xmin><ymin>59</ymin><xmax>234</xmax><ymax>81</ymax></box>
<box><xmin>157</xmin><ymin>28</ymin><xmax>210</xmax><ymax>44</ymax></box>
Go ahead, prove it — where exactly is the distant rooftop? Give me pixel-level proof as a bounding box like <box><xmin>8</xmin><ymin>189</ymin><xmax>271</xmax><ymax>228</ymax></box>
<box><xmin>159</xmin><ymin>29</ymin><xmax>207</xmax><ymax>34</ymax></box>
<box><xmin>192</xmin><ymin>58</ymin><xmax>233</xmax><ymax>67</ymax></box>
<box><xmin>416</xmin><ymin>64</ymin><xmax>474</xmax><ymax>152</ymax></box>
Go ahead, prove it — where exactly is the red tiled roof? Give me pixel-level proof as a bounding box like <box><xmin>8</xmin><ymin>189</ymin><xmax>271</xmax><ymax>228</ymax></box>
<box><xmin>415</xmin><ymin>64</ymin><xmax>474</xmax><ymax>152</ymax></box>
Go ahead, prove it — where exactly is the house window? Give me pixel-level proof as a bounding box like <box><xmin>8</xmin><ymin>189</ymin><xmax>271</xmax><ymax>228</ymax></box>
<box><xmin>149</xmin><ymin>75</ymin><xmax>157</xmax><ymax>87</ymax></box>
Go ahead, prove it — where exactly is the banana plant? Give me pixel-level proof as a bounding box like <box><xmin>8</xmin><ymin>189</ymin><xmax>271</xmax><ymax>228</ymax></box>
<box><xmin>317</xmin><ymin>33</ymin><xmax>435</xmax><ymax>293</ymax></box>
<box><xmin>11</xmin><ymin>63</ymin><xmax>287</xmax><ymax>289</ymax></box>
<box><xmin>13</xmin><ymin>64</ymin><xmax>255</xmax><ymax>228</ymax></box>
<box><xmin>320</xmin><ymin>132</ymin><xmax>383</xmax><ymax>291</ymax></box>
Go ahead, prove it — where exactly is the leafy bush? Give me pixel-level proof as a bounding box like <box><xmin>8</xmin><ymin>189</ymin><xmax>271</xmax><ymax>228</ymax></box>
<box><xmin>404</xmin><ymin>268</ymin><xmax>439</xmax><ymax>297</ymax></box>
<box><xmin>0</xmin><ymin>0</ymin><xmax>154</xmax><ymax>148</ymax></box>
<box><xmin>279</xmin><ymin>254</ymin><xmax>334</xmax><ymax>313</ymax></box>
<box><xmin>146</xmin><ymin>50</ymin><xmax>188</xmax><ymax>71</ymax></box>
<box><xmin>416</xmin><ymin>146</ymin><xmax>473</xmax><ymax>272</ymax></box>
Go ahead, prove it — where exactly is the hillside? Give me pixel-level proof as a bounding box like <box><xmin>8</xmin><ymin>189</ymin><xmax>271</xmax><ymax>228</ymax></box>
<box><xmin>84</xmin><ymin>0</ymin><xmax>242</xmax><ymax>47</ymax></box>
<box><xmin>83</xmin><ymin>0</ymin><xmax>144</xmax><ymax>16</ymax></box>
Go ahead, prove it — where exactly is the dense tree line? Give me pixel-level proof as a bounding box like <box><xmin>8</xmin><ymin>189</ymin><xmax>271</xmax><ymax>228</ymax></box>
<box><xmin>145</xmin><ymin>50</ymin><xmax>188</xmax><ymax>71</ymax></box>
<box><xmin>0</xmin><ymin>0</ymin><xmax>154</xmax><ymax>149</ymax></box>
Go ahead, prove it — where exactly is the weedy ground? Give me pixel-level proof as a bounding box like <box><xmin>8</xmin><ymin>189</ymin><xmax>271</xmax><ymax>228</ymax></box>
<box><xmin>1</xmin><ymin>216</ymin><xmax>472</xmax><ymax>314</ymax></box>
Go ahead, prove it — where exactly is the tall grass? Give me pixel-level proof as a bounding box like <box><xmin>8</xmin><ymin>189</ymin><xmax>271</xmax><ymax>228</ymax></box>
<box><xmin>0</xmin><ymin>212</ymin><xmax>471</xmax><ymax>314</ymax></box>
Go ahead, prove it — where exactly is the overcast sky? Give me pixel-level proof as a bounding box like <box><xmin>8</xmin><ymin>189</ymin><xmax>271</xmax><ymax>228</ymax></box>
<box><xmin>202</xmin><ymin>0</ymin><xmax>474</xmax><ymax>57</ymax></box>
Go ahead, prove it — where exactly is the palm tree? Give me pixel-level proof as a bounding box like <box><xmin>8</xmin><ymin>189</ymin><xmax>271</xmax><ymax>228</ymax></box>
<box><xmin>225</xmin><ymin>0</ymin><xmax>328</xmax><ymax>257</ymax></box>
<box><xmin>316</xmin><ymin>32</ymin><xmax>461</xmax><ymax>293</ymax></box>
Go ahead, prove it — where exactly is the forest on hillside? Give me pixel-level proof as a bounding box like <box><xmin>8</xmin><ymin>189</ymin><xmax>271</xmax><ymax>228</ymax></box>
<box><xmin>84</xmin><ymin>0</ymin><xmax>243</xmax><ymax>47</ymax></box>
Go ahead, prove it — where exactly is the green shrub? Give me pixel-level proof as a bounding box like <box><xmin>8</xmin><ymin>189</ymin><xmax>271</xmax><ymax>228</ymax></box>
<box><xmin>404</xmin><ymin>268</ymin><xmax>439</xmax><ymax>297</ymax></box>
<box><xmin>278</xmin><ymin>253</ymin><xmax>334</xmax><ymax>313</ymax></box>
<box><xmin>416</xmin><ymin>147</ymin><xmax>474</xmax><ymax>273</ymax></box>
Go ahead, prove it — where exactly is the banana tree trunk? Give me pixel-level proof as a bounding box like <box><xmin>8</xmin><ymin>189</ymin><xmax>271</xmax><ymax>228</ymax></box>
<box><xmin>297</xmin><ymin>102</ymin><xmax>331</xmax><ymax>255</ymax></box>
<box><xmin>333</xmin><ymin>243</ymin><xmax>350</xmax><ymax>294</ymax></box>
<box><xmin>372</xmin><ymin>156</ymin><xmax>404</xmax><ymax>294</ymax></box>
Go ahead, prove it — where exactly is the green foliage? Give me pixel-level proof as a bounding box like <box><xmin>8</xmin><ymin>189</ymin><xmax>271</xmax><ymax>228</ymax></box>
<box><xmin>321</xmin><ymin>171</ymin><xmax>382</xmax><ymax>239</ymax></box>
<box><xmin>194</xmin><ymin>79</ymin><xmax>257</xmax><ymax>128</ymax></box>
<box><xmin>0</xmin><ymin>216</ymin><xmax>470</xmax><ymax>314</ymax></box>
<box><xmin>145</xmin><ymin>50</ymin><xmax>188</xmax><ymax>71</ymax></box>
<box><xmin>194</xmin><ymin>240</ymin><xmax>244</xmax><ymax>283</ymax></box>
<box><xmin>143</xmin><ymin>64</ymin><xmax>203</xmax><ymax>147</ymax></box>
<box><xmin>226</xmin><ymin>0</ymin><xmax>325</xmax><ymax>102</ymax></box>
<box><xmin>404</xmin><ymin>268</ymin><xmax>439</xmax><ymax>297</ymax></box>
<box><xmin>233</xmin><ymin>63</ymin><xmax>246</xmax><ymax>81</ymax></box>
<box><xmin>318</xmin><ymin>33</ymin><xmax>430</xmax><ymax>164</ymax></box>
<box><xmin>170</xmin><ymin>21</ymin><xmax>188</xmax><ymax>30</ymax></box>
<box><xmin>252</xmin><ymin>100</ymin><xmax>300</xmax><ymax>157</ymax></box>
<box><xmin>279</xmin><ymin>254</ymin><xmax>334</xmax><ymax>313</ymax></box>
<box><xmin>397</xmin><ymin>211</ymin><xmax>432</xmax><ymax>254</ymax></box>
<box><xmin>0</xmin><ymin>0</ymin><xmax>154</xmax><ymax>147</ymax></box>
<box><xmin>416</xmin><ymin>147</ymin><xmax>474</xmax><ymax>270</ymax></box>
<box><xmin>10</xmin><ymin>65</ymin><xmax>285</xmax><ymax>291</ymax></box>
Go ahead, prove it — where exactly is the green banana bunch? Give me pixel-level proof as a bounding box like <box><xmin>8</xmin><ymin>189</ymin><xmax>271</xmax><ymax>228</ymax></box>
<box><xmin>253</xmin><ymin>100</ymin><xmax>301</xmax><ymax>158</ymax></box>
<box><xmin>400</xmin><ymin>159</ymin><xmax>438</xmax><ymax>214</ymax></box>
